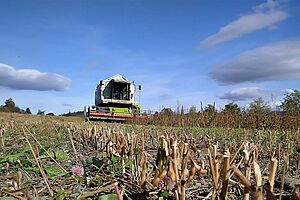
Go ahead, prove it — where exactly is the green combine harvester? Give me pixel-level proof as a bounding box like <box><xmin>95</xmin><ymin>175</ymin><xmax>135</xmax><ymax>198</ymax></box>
<box><xmin>84</xmin><ymin>74</ymin><xmax>143</xmax><ymax>121</ymax></box>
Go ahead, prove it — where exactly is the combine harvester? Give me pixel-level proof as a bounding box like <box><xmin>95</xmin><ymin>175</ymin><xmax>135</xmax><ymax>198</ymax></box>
<box><xmin>84</xmin><ymin>74</ymin><xmax>144</xmax><ymax>121</ymax></box>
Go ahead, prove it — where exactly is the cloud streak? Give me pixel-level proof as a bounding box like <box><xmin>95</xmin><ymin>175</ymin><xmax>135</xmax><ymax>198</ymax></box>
<box><xmin>220</xmin><ymin>87</ymin><xmax>274</xmax><ymax>101</ymax></box>
<box><xmin>0</xmin><ymin>63</ymin><xmax>71</xmax><ymax>91</ymax></box>
<box><xmin>210</xmin><ymin>40</ymin><xmax>300</xmax><ymax>84</ymax></box>
<box><xmin>200</xmin><ymin>0</ymin><xmax>288</xmax><ymax>47</ymax></box>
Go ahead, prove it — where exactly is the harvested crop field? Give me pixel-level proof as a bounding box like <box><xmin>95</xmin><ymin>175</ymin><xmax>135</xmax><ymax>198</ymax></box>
<box><xmin>0</xmin><ymin>113</ymin><xmax>300</xmax><ymax>199</ymax></box>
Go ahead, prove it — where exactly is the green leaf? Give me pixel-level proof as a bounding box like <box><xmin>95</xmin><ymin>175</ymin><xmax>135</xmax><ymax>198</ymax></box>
<box><xmin>44</xmin><ymin>166</ymin><xmax>65</xmax><ymax>177</ymax></box>
<box><xmin>92</xmin><ymin>157</ymin><xmax>104</xmax><ymax>168</ymax></box>
<box><xmin>64</xmin><ymin>172</ymin><xmax>72</xmax><ymax>178</ymax></box>
<box><xmin>20</xmin><ymin>159</ymin><xmax>33</xmax><ymax>167</ymax></box>
<box><xmin>53</xmin><ymin>151</ymin><xmax>69</xmax><ymax>161</ymax></box>
<box><xmin>21</xmin><ymin>146</ymin><xmax>31</xmax><ymax>154</ymax></box>
<box><xmin>110</xmin><ymin>154</ymin><xmax>119</xmax><ymax>164</ymax></box>
<box><xmin>55</xmin><ymin>189</ymin><xmax>66</xmax><ymax>200</ymax></box>
<box><xmin>98</xmin><ymin>194</ymin><xmax>118</xmax><ymax>200</ymax></box>
<box><xmin>161</xmin><ymin>190</ymin><xmax>169</xmax><ymax>198</ymax></box>
<box><xmin>38</xmin><ymin>146</ymin><xmax>50</xmax><ymax>156</ymax></box>
<box><xmin>24</xmin><ymin>166</ymin><xmax>40</xmax><ymax>173</ymax></box>
<box><xmin>6</xmin><ymin>154</ymin><xmax>20</xmax><ymax>163</ymax></box>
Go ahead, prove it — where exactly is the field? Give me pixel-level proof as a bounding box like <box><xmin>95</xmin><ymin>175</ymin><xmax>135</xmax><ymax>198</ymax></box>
<box><xmin>0</xmin><ymin>112</ymin><xmax>300</xmax><ymax>199</ymax></box>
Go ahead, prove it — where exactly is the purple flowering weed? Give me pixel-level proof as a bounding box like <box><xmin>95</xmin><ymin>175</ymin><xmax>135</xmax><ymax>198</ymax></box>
<box><xmin>71</xmin><ymin>164</ymin><xmax>84</xmax><ymax>177</ymax></box>
<box><xmin>163</xmin><ymin>176</ymin><xmax>175</xmax><ymax>191</ymax></box>
<box><xmin>159</xmin><ymin>180</ymin><xmax>165</xmax><ymax>189</ymax></box>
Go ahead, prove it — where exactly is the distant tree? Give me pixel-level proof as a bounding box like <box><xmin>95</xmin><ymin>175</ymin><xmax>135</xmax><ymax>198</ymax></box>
<box><xmin>188</xmin><ymin>106</ymin><xmax>197</xmax><ymax>115</ymax></box>
<box><xmin>200</xmin><ymin>101</ymin><xmax>204</xmax><ymax>113</ymax></box>
<box><xmin>223</xmin><ymin>102</ymin><xmax>241</xmax><ymax>114</ymax></box>
<box><xmin>37</xmin><ymin>109</ymin><xmax>45</xmax><ymax>115</ymax></box>
<box><xmin>0</xmin><ymin>98</ymin><xmax>21</xmax><ymax>113</ymax></box>
<box><xmin>46</xmin><ymin>112</ymin><xmax>55</xmax><ymax>116</ymax></box>
<box><xmin>25</xmin><ymin>108</ymin><xmax>32</xmax><ymax>114</ymax></box>
<box><xmin>248</xmin><ymin>97</ymin><xmax>271</xmax><ymax>114</ymax></box>
<box><xmin>180</xmin><ymin>105</ymin><xmax>184</xmax><ymax>115</ymax></box>
<box><xmin>280</xmin><ymin>89</ymin><xmax>300</xmax><ymax>115</ymax></box>
<box><xmin>204</xmin><ymin>104</ymin><xmax>217</xmax><ymax>113</ymax></box>
<box><xmin>160</xmin><ymin>108</ymin><xmax>173</xmax><ymax>116</ymax></box>
<box><xmin>4</xmin><ymin>98</ymin><xmax>15</xmax><ymax>108</ymax></box>
<box><xmin>176</xmin><ymin>100</ymin><xmax>181</xmax><ymax>114</ymax></box>
<box><xmin>59</xmin><ymin>111</ymin><xmax>84</xmax><ymax>117</ymax></box>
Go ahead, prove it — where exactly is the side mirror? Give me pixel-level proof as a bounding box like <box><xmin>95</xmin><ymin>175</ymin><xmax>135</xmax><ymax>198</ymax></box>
<box><xmin>138</xmin><ymin>85</ymin><xmax>142</xmax><ymax>91</ymax></box>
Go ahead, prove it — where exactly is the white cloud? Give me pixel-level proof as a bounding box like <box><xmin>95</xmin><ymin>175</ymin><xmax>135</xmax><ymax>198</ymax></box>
<box><xmin>219</xmin><ymin>87</ymin><xmax>274</xmax><ymax>101</ymax></box>
<box><xmin>210</xmin><ymin>40</ymin><xmax>300</xmax><ymax>84</ymax></box>
<box><xmin>282</xmin><ymin>88</ymin><xmax>296</xmax><ymax>94</ymax></box>
<box><xmin>0</xmin><ymin>63</ymin><xmax>71</xmax><ymax>91</ymax></box>
<box><xmin>200</xmin><ymin>0</ymin><xmax>288</xmax><ymax>47</ymax></box>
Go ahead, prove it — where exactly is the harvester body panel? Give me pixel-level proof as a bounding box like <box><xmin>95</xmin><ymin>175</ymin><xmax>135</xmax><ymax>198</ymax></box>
<box><xmin>85</xmin><ymin>74</ymin><xmax>142</xmax><ymax>121</ymax></box>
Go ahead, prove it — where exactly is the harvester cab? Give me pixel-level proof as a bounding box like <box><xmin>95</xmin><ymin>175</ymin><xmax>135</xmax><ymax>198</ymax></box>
<box><xmin>85</xmin><ymin>74</ymin><xmax>142</xmax><ymax>121</ymax></box>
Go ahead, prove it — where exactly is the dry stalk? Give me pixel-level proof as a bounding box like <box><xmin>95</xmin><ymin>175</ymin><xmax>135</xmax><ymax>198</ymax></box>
<box><xmin>25</xmin><ymin>127</ymin><xmax>67</xmax><ymax>173</ymax></box>
<box><xmin>179</xmin><ymin>143</ymin><xmax>189</xmax><ymax>200</ymax></box>
<box><xmin>141</xmin><ymin>132</ymin><xmax>145</xmax><ymax>151</ymax></box>
<box><xmin>0</xmin><ymin>128</ymin><xmax>4</xmax><ymax>147</ymax></box>
<box><xmin>25</xmin><ymin>137</ymin><xmax>53</xmax><ymax>197</ymax></box>
<box><xmin>168</xmin><ymin>159</ymin><xmax>176</xmax><ymax>181</ymax></box>
<box><xmin>78</xmin><ymin>182</ymin><xmax>118</xmax><ymax>199</ymax></box>
<box><xmin>179</xmin><ymin>141</ymin><xmax>185</xmax><ymax>165</ymax></box>
<box><xmin>130</xmin><ymin>133</ymin><xmax>135</xmax><ymax>178</ymax></box>
<box><xmin>68</xmin><ymin>128</ymin><xmax>79</xmax><ymax>162</ymax></box>
<box><xmin>2</xmin><ymin>188</ymin><xmax>28</xmax><ymax>200</ymax></box>
<box><xmin>172</xmin><ymin>140</ymin><xmax>182</xmax><ymax>198</ymax></box>
<box><xmin>230</xmin><ymin>141</ymin><xmax>245</xmax><ymax>165</ymax></box>
<box><xmin>140</xmin><ymin>153</ymin><xmax>148</xmax><ymax>188</ymax></box>
<box><xmin>253</xmin><ymin>161</ymin><xmax>264</xmax><ymax>200</ymax></box>
<box><xmin>208</xmin><ymin>148</ymin><xmax>219</xmax><ymax>197</ymax></box>
<box><xmin>172</xmin><ymin>140</ymin><xmax>180</xmax><ymax>183</ymax></box>
<box><xmin>232</xmin><ymin>165</ymin><xmax>255</xmax><ymax>192</ymax></box>
<box><xmin>180</xmin><ymin>143</ymin><xmax>189</xmax><ymax>181</ymax></box>
<box><xmin>253</xmin><ymin>187</ymin><xmax>264</xmax><ymax>200</ymax></box>
<box><xmin>291</xmin><ymin>185</ymin><xmax>300</xmax><ymax>200</ymax></box>
<box><xmin>188</xmin><ymin>156</ymin><xmax>207</xmax><ymax>182</ymax></box>
<box><xmin>243</xmin><ymin>144</ymin><xmax>251</xmax><ymax>200</ymax></box>
<box><xmin>134</xmin><ymin>134</ymin><xmax>140</xmax><ymax>180</ymax></box>
<box><xmin>220</xmin><ymin>150</ymin><xmax>230</xmax><ymax>200</ymax></box>
<box><xmin>253</xmin><ymin>161</ymin><xmax>262</xmax><ymax>188</ymax></box>
<box><xmin>212</xmin><ymin>144</ymin><xmax>219</xmax><ymax>181</ymax></box>
<box><xmin>151</xmin><ymin>166</ymin><xmax>168</xmax><ymax>186</ymax></box>
<box><xmin>279</xmin><ymin>153</ymin><xmax>289</xmax><ymax>200</ymax></box>
<box><xmin>163</xmin><ymin>137</ymin><xmax>169</xmax><ymax>157</ymax></box>
<box><xmin>265</xmin><ymin>182</ymin><xmax>277</xmax><ymax>200</ymax></box>
<box><xmin>268</xmin><ymin>156</ymin><xmax>278</xmax><ymax>192</ymax></box>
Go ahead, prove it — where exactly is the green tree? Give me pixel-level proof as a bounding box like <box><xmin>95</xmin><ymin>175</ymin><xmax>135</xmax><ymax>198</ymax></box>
<box><xmin>4</xmin><ymin>98</ymin><xmax>15</xmax><ymax>108</ymax></box>
<box><xmin>204</xmin><ymin>104</ymin><xmax>217</xmax><ymax>113</ymax></box>
<box><xmin>25</xmin><ymin>108</ymin><xmax>32</xmax><ymax>114</ymax></box>
<box><xmin>280</xmin><ymin>89</ymin><xmax>300</xmax><ymax>115</ymax></box>
<box><xmin>37</xmin><ymin>109</ymin><xmax>45</xmax><ymax>115</ymax></box>
<box><xmin>0</xmin><ymin>98</ymin><xmax>21</xmax><ymax>113</ymax></box>
<box><xmin>248</xmin><ymin>97</ymin><xmax>271</xmax><ymax>114</ymax></box>
<box><xmin>223</xmin><ymin>102</ymin><xmax>241</xmax><ymax>114</ymax></box>
<box><xmin>188</xmin><ymin>106</ymin><xmax>197</xmax><ymax>115</ymax></box>
<box><xmin>160</xmin><ymin>108</ymin><xmax>173</xmax><ymax>116</ymax></box>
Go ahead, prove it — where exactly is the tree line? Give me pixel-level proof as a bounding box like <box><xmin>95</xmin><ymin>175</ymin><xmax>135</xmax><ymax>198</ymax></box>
<box><xmin>158</xmin><ymin>89</ymin><xmax>300</xmax><ymax>116</ymax></box>
<box><xmin>0</xmin><ymin>98</ymin><xmax>32</xmax><ymax>114</ymax></box>
<box><xmin>0</xmin><ymin>98</ymin><xmax>50</xmax><ymax>115</ymax></box>
<box><xmin>136</xmin><ymin>90</ymin><xmax>300</xmax><ymax>130</ymax></box>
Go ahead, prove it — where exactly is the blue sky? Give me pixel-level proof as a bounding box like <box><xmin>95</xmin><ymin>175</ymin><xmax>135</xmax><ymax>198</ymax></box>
<box><xmin>0</xmin><ymin>0</ymin><xmax>300</xmax><ymax>114</ymax></box>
